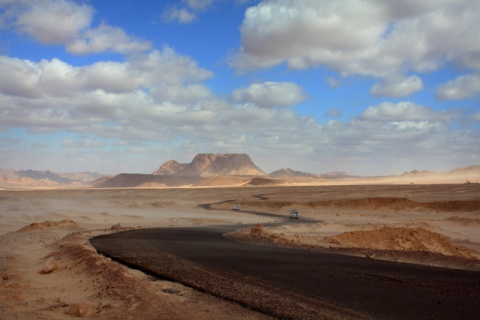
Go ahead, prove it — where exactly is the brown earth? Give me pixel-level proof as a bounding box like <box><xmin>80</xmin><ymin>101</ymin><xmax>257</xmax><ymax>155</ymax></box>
<box><xmin>1</xmin><ymin>184</ymin><xmax>480</xmax><ymax>319</ymax></box>
<box><xmin>324</xmin><ymin>226</ymin><xmax>480</xmax><ymax>259</ymax></box>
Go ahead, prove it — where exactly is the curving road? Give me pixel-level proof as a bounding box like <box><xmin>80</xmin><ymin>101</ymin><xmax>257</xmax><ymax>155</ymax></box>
<box><xmin>91</xmin><ymin>224</ymin><xmax>480</xmax><ymax>320</ymax></box>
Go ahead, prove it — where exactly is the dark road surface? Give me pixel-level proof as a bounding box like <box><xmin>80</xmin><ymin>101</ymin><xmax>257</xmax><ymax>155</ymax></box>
<box><xmin>91</xmin><ymin>226</ymin><xmax>480</xmax><ymax>320</ymax></box>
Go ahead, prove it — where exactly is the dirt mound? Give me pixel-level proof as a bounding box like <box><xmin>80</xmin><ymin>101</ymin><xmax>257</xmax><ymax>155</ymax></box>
<box><xmin>15</xmin><ymin>220</ymin><xmax>83</xmax><ymax>232</ymax></box>
<box><xmin>324</xmin><ymin>227</ymin><xmax>480</xmax><ymax>259</ymax></box>
<box><xmin>245</xmin><ymin>177</ymin><xmax>286</xmax><ymax>186</ymax></box>
<box><xmin>231</xmin><ymin>198</ymin><xmax>480</xmax><ymax>212</ymax></box>
<box><xmin>305</xmin><ymin>198</ymin><xmax>480</xmax><ymax>211</ymax></box>
<box><xmin>232</xmin><ymin>224</ymin><xmax>318</xmax><ymax>250</ymax></box>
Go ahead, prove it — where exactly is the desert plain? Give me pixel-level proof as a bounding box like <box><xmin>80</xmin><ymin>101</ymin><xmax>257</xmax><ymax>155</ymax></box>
<box><xmin>1</xmin><ymin>181</ymin><xmax>480</xmax><ymax>319</ymax></box>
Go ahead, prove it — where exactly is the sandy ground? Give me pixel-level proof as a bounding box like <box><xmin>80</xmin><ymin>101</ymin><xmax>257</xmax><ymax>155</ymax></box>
<box><xmin>1</xmin><ymin>184</ymin><xmax>480</xmax><ymax>319</ymax></box>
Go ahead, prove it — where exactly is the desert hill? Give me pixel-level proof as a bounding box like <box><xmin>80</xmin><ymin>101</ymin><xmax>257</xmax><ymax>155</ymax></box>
<box><xmin>96</xmin><ymin>161</ymin><xmax>480</xmax><ymax>188</ymax></box>
<box><xmin>269</xmin><ymin>168</ymin><xmax>315</xmax><ymax>177</ymax></box>
<box><xmin>395</xmin><ymin>165</ymin><xmax>480</xmax><ymax>183</ymax></box>
<box><xmin>2</xmin><ymin>155</ymin><xmax>480</xmax><ymax>188</ymax></box>
<box><xmin>153</xmin><ymin>153</ymin><xmax>265</xmax><ymax>177</ymax></box>
<box><xmin>318</xmin><ymin>171</ymin><xmax>357</xmax><ymax>179</ymax></box>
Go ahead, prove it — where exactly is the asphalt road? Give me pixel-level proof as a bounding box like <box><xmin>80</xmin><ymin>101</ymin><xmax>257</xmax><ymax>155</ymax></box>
<box><xmin>90</xmin><ymin>225</ymin><xmax>480</xmax><ymax>320</ymax></box>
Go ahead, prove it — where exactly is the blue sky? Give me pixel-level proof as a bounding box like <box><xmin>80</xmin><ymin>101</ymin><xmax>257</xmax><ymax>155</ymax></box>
<box><xmin>0</xmin><ymin>0</ymin><xmax>479</xmax><ymax>175</ymax></box>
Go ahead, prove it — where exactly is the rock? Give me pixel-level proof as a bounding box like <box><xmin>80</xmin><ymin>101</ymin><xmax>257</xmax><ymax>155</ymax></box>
<box><xmin>66</xmin><ymin>301</ymin><xmax>96</xmax><ymax>317</ymax></box>
<box><xmin>162</xmin><ymin>288</ymin><xmax>181</xmax><ymax>294</ymax></box>
<box><xmin>251</xmin><ymin>224</ymin><xmax>264</xmax><ymax>234</ymax></box>
<box><xmin>110</xmin><ymin>223</ymin><xmax>122</xmax><ymax>230</ymax></box>
<box><xmin>41</xmin><ymin>257</ymin><xmax>59</xmax><ymax>274</ymax></box>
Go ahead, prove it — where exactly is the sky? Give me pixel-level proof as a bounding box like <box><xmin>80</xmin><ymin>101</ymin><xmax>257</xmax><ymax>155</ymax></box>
<box><xmin>0</xmin><ymin>0</ymin><xmax>479</xmax><ymax>176</ymax></box>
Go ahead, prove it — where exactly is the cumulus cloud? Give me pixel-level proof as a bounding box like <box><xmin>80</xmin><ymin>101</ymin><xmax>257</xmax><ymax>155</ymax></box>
<box><xmin>231</xmin><ymin>81</ymin><xmax>306</xmax><ymax>108</ymax></box>
<box><xmin>360</xmin><ymin>101</ymin><xmax>455</xmax><ymax>122</ymax></box>
<box><xmin>0</xmin><ymin>46</ymin><xmax>474</xmax><ymax>174</ymax></box>
<box><xmin>0</xmin><ymin>65</ymin><xmax>477</xmax><ymax>174</ymax></box>
<box><xmin>0</xmin><ymin>0</ymin><xmax>478</xmax><ymax>174</ymax></box>
<box><xmin>2</xmin><ymin>0</ymin><xmax>151</xmax><ymax>54</ymax></box>
<box><xmin>0</xmin><ymin>47</ymin><xmax>212</xmax><ymax>99</ymax></box>
<box><xmin>307</xmin><ymin>101</ymin><xmax>477</xmax><ymax>174</ymax></box>
<box><xmin>233</xmin><ymin>0</ymin><xmax>480</xmax><ymax>89</ymax></box>
<box><xmin>0</xmin><ymin>45</ymin><xmax>221</xmax><ymax>140</ymax></box>
<box><xmin>436</xmin><ymin>73</ymin><xmax>480</xmax><ymax>100</ymax></box>
<box><xmin>370</xmin><ymin>75</ymin><xmax>424</xmax><ymax>98</ymax></box>
<box><xmin>14</xmin><ymin>0</ymin><xmax>93</xmax><ymax>44</ymax></box>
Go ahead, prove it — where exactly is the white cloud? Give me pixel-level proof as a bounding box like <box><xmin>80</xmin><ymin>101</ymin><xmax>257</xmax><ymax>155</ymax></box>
<box><xmin>162</xmin><ymin>0</ymin><xmax>218</xmax><ymax>24</ymax></box>
<box><xmin>370</xmin><ymin>75</ymin><xmax>424</xmax><ymax>98</ymax></box>
<box><xmin>233</xmin><ymin>0</ymin><xmax>480</xmax><ymax>82</ymax></box>
<box><xmin>471</xmin><ymin>112</ymin><xmax>480</xmax><ymax>122</ymax></box>
<box><xmin>66</xmin><ymin>24</ymin><xmax>151</xmax><ymax>55</ymax></box>
<box><xmin>14</xmin><ymin>0</ymin><xmax>93</xmax><ymax>44</ymax></box>
<box><xmin>162</xmin><ymin>6</ymin><xmax>197</xmax><ymax>24</ymax></box>
<box><xmin>1</xmin><ymin>71</ymin><xmax>477</xmax><ymax>174</ymax></box>
<box><xmin>360</xmin><ymin>101</ymin><xmax>454</xmax><ymax>122</ymax></box>
<box><xmin>0</xmin><ymin>45</ymin><xmax>220</xmax><ymax>141</ymax></box>
<box><xmin>0</xmin><ymin>0</ymin><xmax>478</xmax><ymax>174</ymax></box>
<box><xmin>150</xmin><ymin>84</ymin><xmax>211</xmax><ymax>104</ymax></box>
<box><xmin>234</xmin><ymin>0</ymin><xmax>389</xmax><ymax>73</ymax></box>
<box><xmin>129</xmin><ymin>47</ymin><xmax>213</xmax><ymax>87</ymax></box>
<box><xmin>231</xmin><ymin>81</ymin><xmax>306</xmax><ymax>108</ymax></box>
<box><xmin>0</xmin><ymin>47</ymin><xmax>212</xmax><ymax>99</ymax></box>
<box><xmin>2</xmin><ymin>0</ymin><xmax>151</xmax><ymax>55</ymax></box>
<box><xmin>0</xmin><ymin>56</ymin><xmax>42</xmax><ymax>98</ymax></box>
<box><xmin>1</xmin><ymin>48</ymin><xmax>474</xmax><ymax>175</ymax></box>
<box><xmin>436</xmin><ymin>73</ymin><xmax>480</xmax><ymax>100</ymax></box>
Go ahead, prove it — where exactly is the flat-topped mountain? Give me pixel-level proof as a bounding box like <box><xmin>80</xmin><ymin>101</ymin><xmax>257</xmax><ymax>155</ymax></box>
<box><xmin>153</xmin><ymin>153</ymin><xmax>265</xmax><ymax>177</ymax></box>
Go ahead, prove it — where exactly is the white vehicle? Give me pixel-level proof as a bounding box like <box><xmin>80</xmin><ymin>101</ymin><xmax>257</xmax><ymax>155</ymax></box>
<box><xmin>232</xmin><ymin>204</ymin><xmax>240</xmax><ymax>211</ymax></box>
<box><xmin>289</xmin><ymin>210</ymin><xmax>300</xmax><ymax>219</ymax></box>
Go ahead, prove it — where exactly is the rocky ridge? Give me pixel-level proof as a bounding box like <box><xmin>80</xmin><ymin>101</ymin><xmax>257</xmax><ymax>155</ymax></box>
<box><xmin>153</xmin><ymin>153</ymin><xmax>265</xmax><ymax>177</ymax></box>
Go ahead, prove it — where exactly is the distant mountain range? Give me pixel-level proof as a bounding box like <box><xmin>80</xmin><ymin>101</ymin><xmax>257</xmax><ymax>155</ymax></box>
<box><xmin>0</xmin><ymin>169</ymin><xmax>103</xmax><ymax>188</ymax></box>
<box><xmin>269</xmin><ymin>168</ymin><xmax>316</xmax><ymax>177</ymax></box>
<box><xmin>269</xmin><ymin>168</ymin><xmax>356</xmax><ymax>179</ymax></box>
<box><xmin>2</xmin><ymin>154</ymin><xmax>479</xmax><ymax>188</ymax></box>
